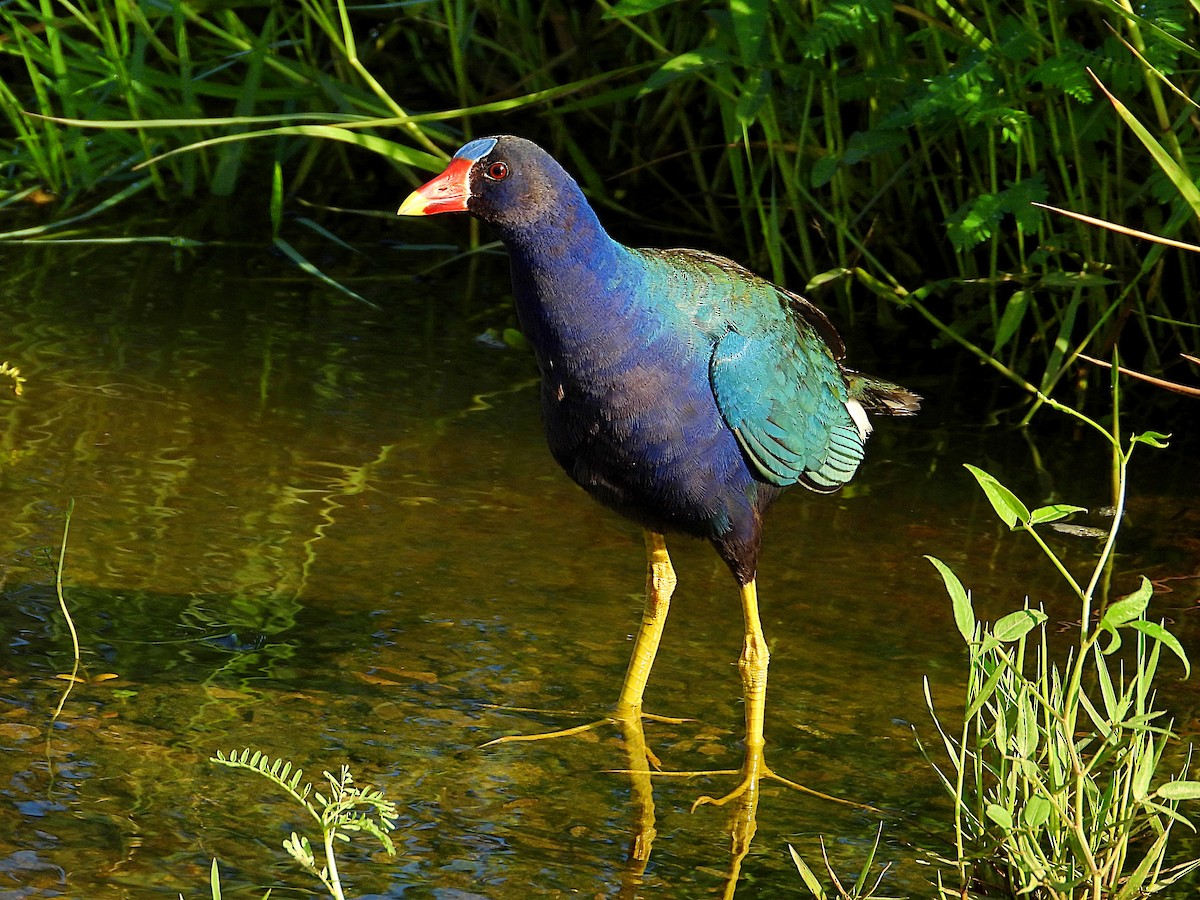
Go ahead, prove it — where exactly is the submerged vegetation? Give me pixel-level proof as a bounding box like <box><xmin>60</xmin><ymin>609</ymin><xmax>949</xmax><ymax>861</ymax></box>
<box><xmin>2</xmin><ymin>0</ymin><xmax>1199</xmax><ymax>408</ymax></box>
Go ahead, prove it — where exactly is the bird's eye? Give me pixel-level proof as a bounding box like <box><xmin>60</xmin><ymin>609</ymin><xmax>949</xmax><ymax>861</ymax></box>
<box><xmin>484</xmin><ymin>161</ymin><xmax>509</xmax><ymax>181</ymax></box>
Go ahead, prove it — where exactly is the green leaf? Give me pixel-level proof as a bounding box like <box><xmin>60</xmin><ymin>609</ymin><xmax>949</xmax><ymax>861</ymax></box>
<box><xmin>851</xmin><ymin>824</ymin><xmax>884</xmax><ymax>895</ymax></box>
<box><xmin>604</xmin><ymin>0</ymin><xmax>680</xmax><ymax>16</ymax></box>
<box><xmin>809</xmin><ymin>130</ymin><xmax>909</xmax><ymax>189</ymax></box>
<box><xmin>1027</xmin><ymin>504</ymin><xmax>1088</xmax><ymax>526</ymax></box>
<box><xmin>735</xmin><ymin>69</ymin><xmax>771</xmax><ymax>126</ymax></box>
<box><xmin>850</xmin><ymin>266</ymin><xmax>908</xmax><ymax>302</ymax></box>
<box><xmin>1022</xmin><ymin>795</ymin><xmax>1053</xmax><ymax>830</ymax></box>
<box><xmin>1100</xmin><ymin>577</ymin><xmax>1153</xmax><ymax>629</ymax></box>
<box><xmin>270</xmin><ymin>160</ymin><xmax>283</xmax><ymax>242</ymax></box>
<box><xmin>640</xmin><ymin>48</ymin><xmax>730</xmax><ymax>94</ymax></box>
<box><xmin>993</xmin><ymin>608</ymin><xmax>1047</xmax><ymax>643</ymax></box>
<box><xmin>991</xmin><ymin>290</ymin><xmax>1029</xmax><ymax>355</ymax></box>
<box><xmin>1035</xmin><ymin>271</ymin><xmax>1120</xmax><ymax>289</ymax></box>
<box><xmin>140</xmin><ymin>124</ymin><xmax>445</xmax><ymax>173</ymax></box>
<box><xmin>926</xmin><ymin>556</ymin><xmax>974</xmax><ymax>642</ymax></box>
<box><xmin>1132</xmin><ymin>733</ymin><xmax>1156</xmax><ymax>800</ymax></box>
<box><xmin>273</xmin><ymin>237</ymin><xmax>378</xmax><ymax>309</ymax></box>
<box><xmin>210</xmin><ymin>858</ymin><xmax>222</xmax><ymax>900</ymax></box>
<box><xmin>810</xmin><ymin>154</ymin><xmax>839</xmax><ymax>189</ymax></box>
<box><xmin>1015</xmin><ymin>694</ymin><xmax>1040</xmax><ymax>757</ymax></box>
<box><xmin>1100</xmin><ymin>654</ymin><xmax>1122</xmax><ymax>721</ymax></box>
<box><xmin>295</xmin><ymin>216</ymin><xmax>358</xmax><ymax>253</ymax></box>
<box><xmin>1093</xmin><ymin>72</ymin><xmax>1200</xmax><ymax>220</ymax></box>
<box><xmin>804</xmin><ymin>268</ymin><xmax>850</xmax><ymax>291</ymax></box>
<box><xmin>945</xmin><ymin>175</ymin><xmax>1048</xmax><ymax>252</ymax></box>
<box><xmin>966</xmin><ymin>662</ymin><xmax>1007</xmax><ymax>720</ymax></box>
<box><xmin>1138</xmin><ymin>799</ymin><xmax>1196</xmax><ymax>831</ymax></box>
<box><xmin>787</xmin><ymin>844</ymin><xmax>827</xmax><ymax>898</ymax></box>
<box><xmin>502</xmin><ymin>328</ymin><xmax>529</xmax><ymax>351</ymax></box>
<box><xmin>1086</xmin><ymin>0</ymin><xmax>1200</xmax><ymax>60</ymax></box>
<box><xmin>795</xmin><ymin>0</ymin><xmax>893</xmax><ymax>58</ymax></box>
<box><xmin>842</xmin><ymin>128</ymin><xmax>908</xmax><ymax>165</ymax></box>
<box><xmin>985</xmin><ymin>803</ymin><xmax>1014</xmax><ymax>829</ymax></box>
<box><xmin>729</xmin><ymin>0</ymin><xmax>768</xmax><ymax>65</ymax></box>
<box><xmin>1078</xmin><ymin>688</ymin><xmax>1110</xmax><ymax>736</ymax></box>
<box><xmin>1132</xmin><ymin>430</ymin><xmax>1171</xmax><ymax>449</ymax></box>
<box><xmin>1113</xmin><ymin>828</ymin><xmax>1172</xmax><ymax>900</ymax></box>
<box><xmin>964</xmin><ymin>464</ymin><xmax>1029</xmax><ymax>528</ymax></box>
<box><xmin>1029</xmin><ymin>55</ymin><xmax>1093</xmax><ymax>103</ymax></box>
<box><xmin>1100</xmin><ymin>623</ymin><xmax>1124</xmax><ymax>656</ymax></box>
<box><xmin>1129</xmin><ymin>621</ymin><xmax>1191</xmax><ymax>678</ymax></box>
<box><xmin>1155</xmin><ymin>781</ymin><xmax>1200</xmax><ymax>802</ymax></box>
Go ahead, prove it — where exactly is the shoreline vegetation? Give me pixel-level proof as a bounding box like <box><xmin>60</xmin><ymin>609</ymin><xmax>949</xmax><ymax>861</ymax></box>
<box><xmin>2</xmin><ymin>0</ymin><xmax>1198</xmax><ymax>410</ymax></box>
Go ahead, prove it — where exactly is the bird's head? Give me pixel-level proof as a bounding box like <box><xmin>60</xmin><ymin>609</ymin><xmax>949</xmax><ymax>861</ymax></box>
<box><xmin>397</xmin><ymin>135</ymin><xmax>573</xmax><ymax>230</ymax></box>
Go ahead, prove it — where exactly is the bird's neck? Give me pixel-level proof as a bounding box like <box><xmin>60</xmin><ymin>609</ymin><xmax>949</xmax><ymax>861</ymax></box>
<box><xmin>495</xmin><ymin>188</ymin><xmax>627</xmax><ymax>283</ymax></box>
<box><xmin>496</xmin><ymin>191</ymin><xmax>647</xmax><ymax>366</ymax></box>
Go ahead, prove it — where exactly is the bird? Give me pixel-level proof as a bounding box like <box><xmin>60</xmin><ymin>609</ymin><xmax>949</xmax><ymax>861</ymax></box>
<box><xmin>398</xmin><ymin>135</ymin><xmax>919</xmax><ymax>807</ymax></box>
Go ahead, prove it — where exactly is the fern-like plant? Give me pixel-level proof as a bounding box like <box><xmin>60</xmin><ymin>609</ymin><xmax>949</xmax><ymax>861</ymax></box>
<box><xmin>211</xmin><ymin>749</ymin><xmax>398</xmax><ymax>900</ymax></box>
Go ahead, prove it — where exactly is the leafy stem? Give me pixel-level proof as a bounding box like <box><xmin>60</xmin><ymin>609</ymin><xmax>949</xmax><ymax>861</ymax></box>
<box><xmin>211</xmin><ymin>749</ymin><xmax>397</xmax><ymax>900</ymax></box>
<box><xmin>924</xmin><ymin>368</ymin><xmax>1196</xmax><ymax>897</ymax></box>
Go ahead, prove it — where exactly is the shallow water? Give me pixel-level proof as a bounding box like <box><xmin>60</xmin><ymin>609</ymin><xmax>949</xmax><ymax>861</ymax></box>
<box><xmin>1</xmin><ymin>228</ymin><xmax>1198</xmax><ymax>898</ymax></box>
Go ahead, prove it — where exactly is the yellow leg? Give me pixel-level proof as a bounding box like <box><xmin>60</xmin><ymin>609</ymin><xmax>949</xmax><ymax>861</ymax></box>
<box><xmin>488</xmin><ymin>548</ymin><xmax>882</xmax><ymax>815</ymax></box>
<box><xmin>615</xmin><ymin>530</ymin><xmax>677</xmax><ymax>714</ymax></box>
<box><xmin>616</xmin><ymin>713</ymin><xmax>658</xmax><ymax>876</ymax></box>
<box><xmin>482</xmin><ymin>530</ymin><xmax>686</xmax><ymax>750</ymax></box>
<box><xmin>692</xmin><ymin>579</ymin><xmax>772</xmax><ymax>809</ymax></box>
<box><xmin>687</xmin><ymin>579</ymin><xmax>874</xmax><ymax>811</ymax></box>
<box><xmin>738</xmin><ymin>579</ymin><xmax>769</xmax><ymax>760</ymax></box>
<box><xmin>486</xmin><ymin>548</ymin><xmax>879</xmax><ymax>815</ymax></box>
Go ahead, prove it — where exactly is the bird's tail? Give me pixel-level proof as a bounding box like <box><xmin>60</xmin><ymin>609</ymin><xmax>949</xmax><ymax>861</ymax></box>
<box><xmin>844</xmin><ymin>370</ymin><xmax>921</xmax><ymax>417</ymax></box>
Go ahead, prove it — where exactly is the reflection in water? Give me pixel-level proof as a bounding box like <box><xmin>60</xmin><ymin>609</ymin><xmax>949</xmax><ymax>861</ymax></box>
<box><xmin>1</xmin><ymin>239</ymin><xmax>1197</xmax><ymax>897</ymax></box>
<box><xmin>617</xmin><ymin>715</ymin><xmax>658</xmax><ymax>896</ymax></box>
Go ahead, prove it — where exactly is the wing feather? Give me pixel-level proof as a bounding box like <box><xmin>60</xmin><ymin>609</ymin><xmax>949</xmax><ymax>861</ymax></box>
<box><xmin>709</xmin><ymin>311</ymin><xmax>865</xmax><ymax>491</ymax></box>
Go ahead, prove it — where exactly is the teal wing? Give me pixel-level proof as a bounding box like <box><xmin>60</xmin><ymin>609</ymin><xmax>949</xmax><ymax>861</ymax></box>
<box><xmin>635</xmin><ymin>246</ymin><xmax>869</xmax><ymax>492</ymax></box>
<box><xmin>709</xmin><ymin>297</ymin><xmax>866</xmax><ymax>492</ymax></box>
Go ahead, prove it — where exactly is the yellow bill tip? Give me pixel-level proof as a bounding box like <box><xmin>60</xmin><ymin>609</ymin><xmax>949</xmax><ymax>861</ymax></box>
<box><xmin>396</xmin><ymin>190</ymin><xmax>429</xmax><ymax>217</ymax></box>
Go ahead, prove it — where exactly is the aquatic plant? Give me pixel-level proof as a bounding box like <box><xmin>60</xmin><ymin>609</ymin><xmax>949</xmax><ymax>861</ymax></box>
<box><xmin>922</xmin><ymin>367</ymin><xmax>1200</xmax><ymax>897</ymax></box>
<box><xmin>210</xmin><ymin>749</ymin><xmax>397</xmax><ymax>900</ymax></box>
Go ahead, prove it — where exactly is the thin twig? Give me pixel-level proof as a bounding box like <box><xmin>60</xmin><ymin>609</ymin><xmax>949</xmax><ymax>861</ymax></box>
<box><xmin>1077</xmin><ymin>352</ymin><xmax>1200</xmax><ymax>398</ymax></box>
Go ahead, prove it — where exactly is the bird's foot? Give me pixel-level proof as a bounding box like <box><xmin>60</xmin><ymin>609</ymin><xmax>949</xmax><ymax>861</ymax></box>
<box><xmin>478</xmin><ymin>714</ymin><xmax>614</xmax><ymax>748</ymax></box>
<box><xmin>479</xmin><ymin>703</ymin><xmax>691</xmax><ymax>761</ymax></box>
<box><xmin>628</xmin><ymin>745</ymin><xmax>879</xmax><ymax>813</ymax></box>
<box><xmin>688</xmin><ymin>747</ymin><xmax>802</xmax><ymax>811</ymax></box>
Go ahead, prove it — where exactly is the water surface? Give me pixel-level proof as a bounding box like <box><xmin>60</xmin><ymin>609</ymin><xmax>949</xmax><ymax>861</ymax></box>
<box><xmin>1</xmin><ymin>227</ymin><xmax>1198</xmax><ymax>898</ymax></box>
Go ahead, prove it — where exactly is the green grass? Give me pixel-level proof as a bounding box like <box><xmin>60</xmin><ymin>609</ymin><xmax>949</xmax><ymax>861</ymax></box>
<box><xmin>2</xmin><ymin>0</ymin><xmax>1197</xmax><ymax>407</ymax></box>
